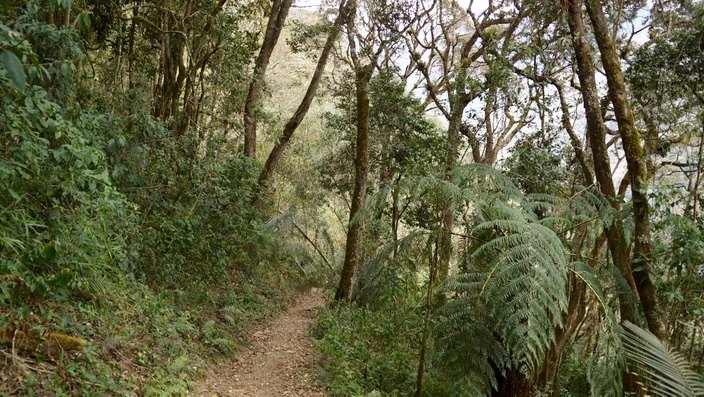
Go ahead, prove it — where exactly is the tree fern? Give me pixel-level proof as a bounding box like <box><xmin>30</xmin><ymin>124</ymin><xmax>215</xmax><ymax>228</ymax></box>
<box><xmin>355</xmin><ymin>231</ymin><xmax>428</xmax><ymax>308</ymax></box>
<box><xmin>437</xmin><ymin>198</ymin><xmax>569</xmax><ymax>387</ymax></box>
<box><xmin>342</xmin><ymin>162</ymin><xmax>641</xmax><ymax>394</ymax></box>
<box><xmin>433</xmin><ymin>167</ymin><xmax>638</xmax><ymax>394</ymax></box>
<box><xmin>622</xmin><ymin>321</ymin><xmax>704</xmax><ymax>396</ymax></box>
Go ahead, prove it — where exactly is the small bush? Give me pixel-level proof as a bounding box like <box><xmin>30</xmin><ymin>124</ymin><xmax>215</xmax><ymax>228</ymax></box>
<box><xmin>312</xmin><ymin>305</ymin><xmax>422</xmax><ymax>396</ymax></box>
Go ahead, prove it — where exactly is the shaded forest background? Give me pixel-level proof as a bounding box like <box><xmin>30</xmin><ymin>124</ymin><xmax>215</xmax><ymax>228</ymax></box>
<box><xmin>0</xmin><ymin>0</ymin><xmax>703</xmax><ymax>395</ymax></box>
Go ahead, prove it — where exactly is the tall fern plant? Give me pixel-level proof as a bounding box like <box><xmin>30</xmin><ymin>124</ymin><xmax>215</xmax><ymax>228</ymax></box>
<box><xmin>435</xmin><ymin>175</ymin><xmax>568</xmax><ymax>393</ymax></box>
<box><xmin>338</xmin><ymin>164</ymin><xmax>639</xmax><ymax>395</ymax></box>
<box><xmin>431</xmin><ymin>165</ymin><xmax>625</xmax><ymax>395</ymax></box>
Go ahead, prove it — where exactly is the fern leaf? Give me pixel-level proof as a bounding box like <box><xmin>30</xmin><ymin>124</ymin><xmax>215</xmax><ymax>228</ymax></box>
<box><xmin>622</xmin><ymin>321</ymin><xmax>704</xmax><ymax>397</ymax></box>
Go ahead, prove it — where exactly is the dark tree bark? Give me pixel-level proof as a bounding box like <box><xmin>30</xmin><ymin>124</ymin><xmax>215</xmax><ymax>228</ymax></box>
<box><xmin>584</xmin><ymin>0</ymin><xmax>668</xmax><ymax>342</ymax></box>
<box><xmin>491</xmin><ymin>367</ymin><xmax>531</xmax><ymax>397</ymax></box>
<box><xmin>335</xmin><ymin>64</ymin><xmax>372</xmax><ymax>302</ymax></box>
<box><xmin>152</xmin><ymin>0</ymin><xmax>227</xmax><ymax>136</ymax></box>
<box><xmin>565</xmin><ymin>0</ymin><xmax>637</xmax><ymax>325</ymax></box>
<box><xmin>180</xmin><ymin>0</ymin><xmax>228</xmax><ymax>136</ymax></box>
<box><xmin>243</xmin><ymin>0</ymin><xmax>294</xmax><ymax>158</ymax></box>
<box><xmin>257</xmin><ymin>0</ymin><xmax>353</xmax><ymax>189</ymax></box>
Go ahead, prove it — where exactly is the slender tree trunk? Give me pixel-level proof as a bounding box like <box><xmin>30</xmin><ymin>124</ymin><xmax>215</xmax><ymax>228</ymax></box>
<box><xmin>565</xmin><ymin>0</ymin><xmax>637</xmax><ymax>325</ymax></box>
<box><xmin>693</xmin><ymin>121</ymin><xmax>704</xmax><ymax>219</ymax></box>
<box><xmin>257</xmin><ymin>0</ymin><xmax>353</xmax><ymax>190</ymax></box>
<box><xmin>553</xmin><ymin>81</ymin><xmax>595</xmax><ymax>184</ymax></box>
<box><xmin>538</xmin><ymin>79</ymin><xmax>601</xmax><ymax>393</ymax></box>
<box><xmin>179</xmin><ymin>0</ymin><xmax>227</xmax><ymax>137</ymax></box>
<box><xmin>436</xmin><ymin>85</ymin><xmax>472</xmax><ymax>308</ymax></box>
<box><xmin>584</xmin><ymin>0</ymin><xmax>668</xmax><ymax>342</ymax></box>
<box><xmin>335</xmin><ymin>64</ymin><xmax>371</xmax><ymax>302</ymax></box>
<box><xmin>127</xmin><ymin>5</ymin><xmax>138</xmax><ymax>95</ymax></box>
<box><xmin>415</xmin><ymin>235</ymin><xmax>438</xmax><ymax>397</ymax></box>
<box><xmin>392</xmin><ymin>174</ymin><xmax>401</xmax><ymax>258</ymax></box>
<box><xmin>436</xmin><ymin>136</ymin><xmax>456</xmax><ymax>307</ymax></box>
<box><xmin>243</xmin><ymin>0</ymin><xmax>294</xmax><ymax>158</ymax></box>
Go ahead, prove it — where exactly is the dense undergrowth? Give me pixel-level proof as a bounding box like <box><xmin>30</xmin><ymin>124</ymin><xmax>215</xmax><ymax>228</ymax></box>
<box><xmin>0</xmin><ymin>8</ymin><xmax>316</xmax><ymax>395</ymax></box>
<box><xmin>312</xmin><ymin>305</ymin><xmax>422</xmax><ymax>396</ymax></box>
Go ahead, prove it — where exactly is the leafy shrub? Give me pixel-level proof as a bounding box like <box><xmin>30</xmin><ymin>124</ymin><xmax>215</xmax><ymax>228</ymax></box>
<box><xmin>313</xmin><ymin>305</ymin><xmax>422</xmax><ymax>396</ymax></box>
<box><xmin>0</xmin><ymin>12</ymin><xmax>309</xmax><ymax>395</ymax></box>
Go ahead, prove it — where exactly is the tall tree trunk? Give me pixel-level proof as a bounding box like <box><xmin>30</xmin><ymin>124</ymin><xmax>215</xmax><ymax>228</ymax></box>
<box><xmin>257</xmin><ymin>0</ymin><xmax>353</xmax><ymax>190</ymax></box>
<box><xmin>436</xmin><ymin>122</ymin><xmax>458</xmax><ymax>308</ymax></box>
<box><xmin>335</xmin><ymin>64</ymin><xmax>371</xmax><ymax>302</ymax></box>
<box><xmin>436</xmin><ymin>78</ymin><xmax>475</xmax><ymax>308</ymax></box>
<box><xmin>553</xmin><ymin>81</ymin><xmax>595</xmax><ymax>184</ymax></box>
<box><xmin>584</xmin><ymin>0</ymin><xmax>668</xmax><ymax>341</ymax></box>
<box><xmin>243</xmin><ymin>0</ymin><xmax>294</xmax><ymax>158</ymax></box>
<box><xmin>180</xmin><ymin>0</ymin><xmax>228</xmax><ymax>137</ymax></box>
<box><xmin>565</xmin><ymin>0</ymin><xmax>637</xmax><ymax>326</ymax></box>
<box><xmin>693</xmin><ymin>121</ymin><xmax>704</xmax><ymax>219</ymax></box>
<box><xmin>391</xmin><ymin>174</ymin><xmax>401</xmax><ymax>258</ymax></box>
<box><xmin>415</xmin><ymin>235</ymin><xmax>439</xmax><ymax>397</ymax></box>
<box><xmin>127</xmin><ymin>5</ymin><xmax>138</xmax><ymax>95</ymax></box>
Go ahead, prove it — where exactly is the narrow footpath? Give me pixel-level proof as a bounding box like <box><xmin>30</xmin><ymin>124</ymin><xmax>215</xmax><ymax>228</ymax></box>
<box><xmin>194</xmin><ymin>289</ymin><xmax>325</xmax><ymax>396</ymax></box>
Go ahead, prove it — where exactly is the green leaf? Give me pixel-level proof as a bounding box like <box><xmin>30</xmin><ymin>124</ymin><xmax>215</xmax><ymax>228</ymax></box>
<box><xmin>52</xmin><ymin>268</ymin><xmax>73</xmax><ymax>289</ymax></box>
<box><xmin>78</xmin><ymin>11</ymin><xmax>91</xmax><ymax>29</ymax></box>
<box><xmin>7</xmin><ymin>188</ymin><xmax>20</xmax><ymax>200</ymax></box>
<box><xmin>1</xmin><ymin>49</ymin><xmax>26</xmax><ymax>91</ymax></box>
<box><xmin>622</xmin><ymin>321</ymin><xmax>704</xmax><ymax>396</ymax></box>
<box><xmin>60</xmin><ymin>62</ymin><xmax>72</xmax><ymax>79</ymax></box>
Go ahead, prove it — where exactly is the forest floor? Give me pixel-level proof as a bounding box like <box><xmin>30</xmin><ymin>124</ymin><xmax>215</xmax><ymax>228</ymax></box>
<box><xmin>193</xmin><ymin>289</ymin><xmax>326</xmax><ymax>396</ymax></box>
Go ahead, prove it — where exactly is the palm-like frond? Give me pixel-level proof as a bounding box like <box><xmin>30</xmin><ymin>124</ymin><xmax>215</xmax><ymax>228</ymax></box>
<box><xmin>452</xmin><ymin>164</ymin><xmax>524</xmax><ymax>201</ymax></box>
<box><xmin>433</xmin><ymin>301</ymin><xmax>506</xmax><ymax>395</ymax></box>
<box><xmin>355</xmin><ymin>231</ymin><xmax>428</xmax><ymax>308</ymax></box>
<box><xmin>622</xmin><ymin>321</ymin><xmax>704</xmax><ymax>397</ymax></box>
<box><xmin>439</xmin><ymin>198</ymin><xmax>569</xmax><ymax>378</ymax></box>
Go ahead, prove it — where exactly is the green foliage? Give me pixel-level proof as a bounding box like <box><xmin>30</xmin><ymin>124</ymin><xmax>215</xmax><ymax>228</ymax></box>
<box><xmin>502</xmin><ymin>131</ymin><xmax>572</xmax><ymax>195</ymax></box>
<box><xmin>354</xmin><ymin>231</ymin><xmax>427</xmax><ymax>308</ymax></box>
<box><xmin>0</xmin><ymin>6</ymin><xmax>312</xmax><ymax>395</ymax></box>
<box><xmin>649</xmin><ymin>187</ymin><xmax>704</xmax><ymax>369</ymax></box>
<box><xmin>319</xmin><ymin>71</ymin><xmax>443</xmax><ymax>197</ymax></box>
<box><xmin>424</xmin><ymin>165</ymin><xmax>630</xmax><ymax>395</ymax></box>
<box><xmin>0</xmin><ymin>17</ymin><xmax>133</xmax><ymax>300</ymax></box>
<box><xmin>437</xmin><ymin>201</ymin><xmax>569</xmax><ymax>390</ymax></box>
<box><xmin>312</xmin><ymin>304</ymin><xmax>422</xmax><ymax>396</ymax></box>
<box><xmin>627</xmin><ymin>11</ymin><xmax>704</xmax><ymax>175</ymax></box>
<box><xmin>623</xmin><ymin>321</ymin><xmax>704</xmax><ymax>396</ymax></box>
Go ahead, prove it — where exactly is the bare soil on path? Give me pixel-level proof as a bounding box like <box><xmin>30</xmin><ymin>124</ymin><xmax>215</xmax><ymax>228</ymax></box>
<box><xmin>194</xmin><ymin>289</ymin><xmax>325</xmax><ymax>396</ymax></box>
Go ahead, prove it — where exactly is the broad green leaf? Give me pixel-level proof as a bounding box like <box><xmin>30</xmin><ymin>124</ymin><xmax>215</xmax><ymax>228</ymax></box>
<box><xmin>60</xmin><ymin>62</ymin><xmax>72</xmax><ymax>79</ymax></box>
<box><xmin>78</xmin><ymin>11</ymin><xmax>91</xmax><ymax>29</ymax></box>
<box><xmin>1</xmin><ymin>49</ymin><xmax>26</xmax><ymax>91</ymax></box>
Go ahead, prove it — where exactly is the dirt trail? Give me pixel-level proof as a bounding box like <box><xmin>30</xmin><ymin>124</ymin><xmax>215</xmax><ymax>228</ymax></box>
<box><xmin>194</xmin><ymin>289</ymin><xmax>325</xmax><ymax>396</ymax></box>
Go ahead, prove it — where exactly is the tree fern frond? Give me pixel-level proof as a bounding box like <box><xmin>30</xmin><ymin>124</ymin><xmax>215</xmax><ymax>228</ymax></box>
<box><xmin>355</xmin><ymin>231</ymin><xmax>428</xmax><ymax>307</ymax></box>
<box><xmin>472</xmin><ymin>219</ymin><xmax>532</xmax><ymax>235</ymax></box>
<box><xmin>560</xmin><ymin>186</ymin><xmax>619</xmax><ymax>231</ymax></box>
<box><xmin>433</xmin><ymin>304</ymin><xmax>507</xmax><ymax>393</ymax></box>
<box><xmin>586</xmin><ymin>326</ymin><xmax>624</xmax><ymax>397</ymax></box>
<box><xmin>348</xmin><ymin>185</ymin><xmax>391</xmax><ymax>226</ymax></box>
<box><xmin>569</xmin><ymin>261</ymin><xmax>629</xmax><ymax>396</ymax></box>
<box><xmin>622</xmin><ymin>321</ymin><xmax>704</xmax><ymax>397</ymax></box>
<box><xmin>526</xmin><ymin>193</ymin><xmax>562</xmax><ymax>206</ymax></box>
<box><xmin>440</xmin><ymin>201</ymin><xmax>569</xmax><ymax>377</ymax></box>
<box><xmin>452</xmin><ymin>164</ymin><xmax>523</xmax><ymax>199</ymax></box>
<box><xmin>478</xmin><ymin>201</ymin><xmax>526</xmax><ymax>223</ymax></box>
